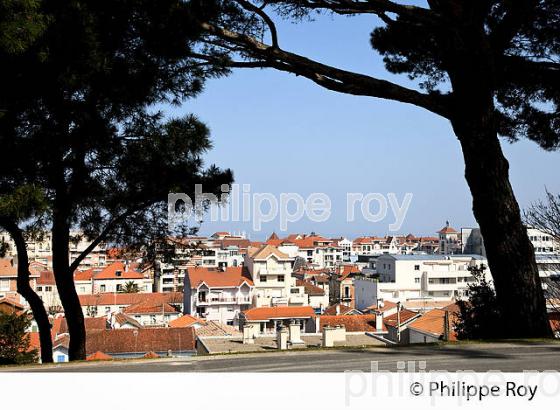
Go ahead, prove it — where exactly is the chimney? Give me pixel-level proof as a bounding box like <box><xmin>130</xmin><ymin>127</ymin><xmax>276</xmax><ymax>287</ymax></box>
<box><xmin>336</xmin><ymin>305</ymin><xmax>340</xmax><ymax>316</ymax></box>
<box><xmin>377</xmin><ymin>298</ymin><xmax>385</xmax><ymax>309</ymax></box>
<box><xmin>376</xmin><ymin>311</ymin><xmax>384</xmax><ymax>332</ymax></box>
<box><xmin>443</xmin><ymin>310</ymin><xmax>450</xmax><ymax>342</ymax></box>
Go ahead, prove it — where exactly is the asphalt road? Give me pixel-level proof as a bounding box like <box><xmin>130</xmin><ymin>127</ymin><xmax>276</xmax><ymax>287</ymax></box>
<box><xmin>7</xmin><ymin>342</ymin><xmax>560</xmax><ymax>373</ymax></box>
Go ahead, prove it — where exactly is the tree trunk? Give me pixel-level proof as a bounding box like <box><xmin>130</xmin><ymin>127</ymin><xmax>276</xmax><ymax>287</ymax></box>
<box><xmin>451</xmin><ymin>115</ymin><xmax>552</xmax><ymax>338</ymax></box>
<box><xmin>0</xmin><ymin>218</ymin><xmax>53</xmax><ymax>363</ymax></box>
<box><xmin>51</xmin><ymin>208</ymin><xmax>86</xmax><ymax>361</ymax></box>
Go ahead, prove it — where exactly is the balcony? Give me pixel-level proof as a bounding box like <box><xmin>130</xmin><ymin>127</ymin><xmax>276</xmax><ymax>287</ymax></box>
<box><xmin>198</xmin><ymin>296</ymin><xmax>251</xmax><ymax>305</ymax></box>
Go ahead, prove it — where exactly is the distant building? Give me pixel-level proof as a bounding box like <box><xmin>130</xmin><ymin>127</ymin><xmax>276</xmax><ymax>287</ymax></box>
<box><xmin>438</xmin><ymin>221</ymin><xmax>462</xmax><ymax>255</ymax></box>
<box><xmin>183</xmin><ymin>266</ymin><xmax>253</xmax><ymax>326</ymax></box>
<box><xmin>357</xmin><ymin>254</ymin><xmax>491</xmax><ymax>305</ymax></box>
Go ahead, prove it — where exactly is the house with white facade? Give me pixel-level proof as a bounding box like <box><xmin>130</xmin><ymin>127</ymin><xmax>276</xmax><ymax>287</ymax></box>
<box><xmin>122</xmin><ymin>300</ymin><xmax>182</xmax><ymax>327</ymax></box>
<box><xmin>183</xmin><ymin>266</ymin><xmax>254</xmax><ymax>326</ymax></box>
<box><xmin>79</xmin><ymin>292</ymin><xmax>183</xmax><ymax>318</ymax></box>
<box><xmin>245</xmin><ymin>245</ymin><xmax>304</xmax><ymax>307</ymax></box>
<box><xmin>92</xmin><ymin>261</ymin><xmax>152</xmax><ymax>294</ymax></box>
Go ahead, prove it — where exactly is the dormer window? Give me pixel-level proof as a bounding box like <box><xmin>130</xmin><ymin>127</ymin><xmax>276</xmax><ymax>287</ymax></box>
<box><xmin>115</xmin><ymin>270</ymin><xmax>122</xmax><ymax>277</ymax></box>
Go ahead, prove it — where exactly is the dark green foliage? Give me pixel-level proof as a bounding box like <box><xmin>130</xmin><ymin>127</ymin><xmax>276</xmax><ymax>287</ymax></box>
<box><xmin>369</xmin><ymin>0</ymin><xmax>560</xmax><ymax>149</ymax></box>
<box><xmin>455</xmin><ymin>265</ymin><xmax>504</xmax><ymax>340</ymax></box>
<box><xmin>0</xmin><ymin>0</ymin><xmax>233</xmax><ymax>360</ymax></box>
<box><xmin>0</xmin><ymin>312</ymin><xmax>37</xmax><ymax>365</ymax></box>
<box><xmin>0</xmin><ymin>0</ymin><xmax>47</xmax><ymax>55</ymax></box>
<box><xmin>121</xmin><ymin>281</ymin><xmax>140</xmax><ymax>294</ymax></box>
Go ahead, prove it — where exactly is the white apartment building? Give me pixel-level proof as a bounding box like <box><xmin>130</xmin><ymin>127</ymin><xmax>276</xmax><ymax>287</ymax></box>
<box><xmin>0</xmin><ymin>230</ymin><xmax>107</xmax><ymax>269</ymax></box>
<box><xmin>355</xmin><ymin>254</ymin><xmax>492</xmax><ymax>307</ymax></box>
<box><xmin>245</xmin><ymin>245</ymin><xmax>306</xmax><ymax>307</ymax></box>
<box><xmin>183</xmin><ymin>266</ymin><xmax>254</xmax><ymax>326</ymax></box>
<box><xmin>154</xmin><ymin>237</ymin><xmax>246</xmax><ymax>292</ymax></box>
<box><xmin>333</xmin><ymin>237</ymin><xmax>353</xmax><ymax>261</ymax></box>
<box><xmin>528</xmin><ymin>228</ymin><xmax>560</xmax><ymax>255</ymax></box>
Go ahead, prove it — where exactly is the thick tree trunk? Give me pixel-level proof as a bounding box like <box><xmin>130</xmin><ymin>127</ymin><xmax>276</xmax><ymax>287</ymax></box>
<box><xmin>51</xmin><ymin>209</ymin><xmax>86</xmax><ymax>361</ymax></box>
<box><xmin>451</xmin><ymin>116</ymin><xmax>552</xmax><ymax>338</ymax></box>
<box><xmin>0</xmin><ymin>218</ymin><xmax>53</xmax><ymax>363</ymax></box>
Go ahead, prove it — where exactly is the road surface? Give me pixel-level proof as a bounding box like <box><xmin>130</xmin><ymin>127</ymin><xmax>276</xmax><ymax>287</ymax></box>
<box><xmin>5</xmin><ymin>342</ymin><xmax>560</xmax><ymax>373</ymax></box>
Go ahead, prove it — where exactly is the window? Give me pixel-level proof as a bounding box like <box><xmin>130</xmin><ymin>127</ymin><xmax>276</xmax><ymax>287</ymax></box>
<box><xmin>414</xmin><ymin>278</ymin><xmax>420</xmax><ymax>284</ymax></box>
<box><xmin>227</xmin><ymin>320</ymin><xmax>234</xmax><ymax>326</ymax></box>
<box><xmin>36</xmin><ymin>286</ymin><xmax>43</xmax><ymax>292</ymax></box>
<box><xmin>45</xmin><ymin>286</ymin><xmax>52</xmax><ymax>292</ymax></box>
<box><xmin>414</xmin><ymin>265</ymin><xmax>420</xmax><ymax>271</ymax></box>
<box><xmin>100</xmin><ymin>284</ymin><xmax>106</xmax><ymax>292</ymax></box>
<box><xmin>227</xmin><ymin>306</ymin><xmax>234</xmax><ymax>312</ymax></box>
<box><xmin>260</xmin><ymin>275</ymin><xmax>267</xmax><ymax>283</ymax></box>
<box><xmin>278</xmin><ymin>275</ymin><xmax>284</xmax><ymax>282</ymax></box>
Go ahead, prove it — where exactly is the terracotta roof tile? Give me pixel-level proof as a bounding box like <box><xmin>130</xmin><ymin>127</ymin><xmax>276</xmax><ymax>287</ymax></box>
<box><xmin>296</xmin><ymin>279</ymin><xmax>325</xmax><ymax>296</ymax></box>
<box><xmin>195</xmin><ymin>321</ymin><xmax>241</xmax><ymax>337</ymax></box>
<box><xmin>319</xmin><ymin>314</ymin><xmax>385</xmax><ymax>332</ymax></box>
<box><xmin>384</xmin><ymin>309</ymin><xmax>420</xmax><ymax>327</ymax></box>
<box><xmin>123</xmin><ymin>301</ymin><xmax>179</xmax><ymax>315</ymax></box>
<box><xmin>186</xmin><ymin>266</ymin><xmax>253</xmax><ymax>288</ymax></box>
<box><xmin>408</xmin><ymin>309</ymin><xmax>458</xmax><ymax>341</ymax></box>
<box><xmin>93</xmin><ymin>261</ymin><xmax>144</xmax><ymax>280</ymax></box>
<box><xmin>79</xmin><ymin>292</ymin><xmax>183</xmax><ymax>307</ymax></box>
<box><xmin>87</xmin><ymin>351</ymin><xmax>113</xmax><ymax>361</ymax></box>
<box><xmin>85</xmin><ymin>328</ymin><xmax>196</xmax><ymax>354</ymax></box>
<box><xmin>168</xmin><ymin>315</ymin><xmax>205</xmax><ymax>328</ymax></box>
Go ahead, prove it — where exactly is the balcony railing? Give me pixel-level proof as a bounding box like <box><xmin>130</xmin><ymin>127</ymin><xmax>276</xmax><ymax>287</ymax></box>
<box><xmin>198</xmin><ymin>296</ymin><xmax>251</xmax><ymax>304</ymax></box>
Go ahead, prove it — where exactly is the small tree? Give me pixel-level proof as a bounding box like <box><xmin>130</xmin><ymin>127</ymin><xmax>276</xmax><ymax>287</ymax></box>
<box><xmin>525</xmin><ymin>190</ymin><xmax>560</xmax><ymax>315</ymax></box>
<box><xmin>455</xmin><ymin>265</ymin><xmax>505</xmax><ymax>340</ymax></box>
<box><xmin>121</xmin><ymin>281</ymin><xmax>140</xmax><ymax>294</ymax></box>
<box><xmin>0</xmin><ymin>312</ymin><xmax>38</xmax><ymax>365</ymax></box>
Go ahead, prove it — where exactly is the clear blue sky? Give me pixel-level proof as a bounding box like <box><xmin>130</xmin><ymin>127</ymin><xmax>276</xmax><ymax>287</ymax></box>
<box><xmin>163</xmin><ymin>11</ymin><xmax>560</xmax><ymax>240</ymax></box>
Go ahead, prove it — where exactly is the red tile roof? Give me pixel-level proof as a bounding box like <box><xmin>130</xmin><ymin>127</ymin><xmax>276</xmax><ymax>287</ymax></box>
<box><xmin>168</xmin><ymin>315</ymin><xmax>205</xmax><ymax>328</ymax></box>
<box><xmin>93</xmin><ymin>261</ymin><xmax>144</xmax><ymax>280</ymax></box>
<box><xmin>384</xmin><ymin>309</ymin><xmax>420</xmax><ymax>327</ymax></box>
<box><xmin>36</xmin><ymin>270</ymin><xmax>56</xmax><ymax>286</ymax></box>
<box><xmin>186</xmin><ymin>266</ymin><xmax>253</xmax><ymax>288</ymax></box>
<box><xmin>408</xmin><ymin>309</ymin><xmax>458</xmax><ymax>341</ymax></box>
<box><xmin>438</xmin><ymin>224</ymin><xmax>458</xmax><ymax>234</ymax></box>
<box><xmin>74</xmin><ymin>269</ymin><xmax>96</xmax><ymax>281</ymax></box>
<box><xmin>87</xmin><ymin>351</ymin><xmax>113</xmax><ymax>361</ymax></box>
<box><xmin>79</xmin><ymin>292</ymin><xmax>183</xmax><ymax>307</ymax></box>
<box><xmin>85</xmin><ymin>328</ymin><xmax>196</xmax><ymax>354</ymax></box>
<box><xmin>195</xmin><ymin>321</ymin><xmax>241</xmax><ymax>337</ymax></box>
<box><xmin>123</xmin><ymin>301</ymin><xmax>179</xmax><ymax>315</ymax></box>
<box><xmin>242</xmin><ymin>306</ymin><xmax>316</xmax><ymax>321</ymax></box>
<box><xmin>319</xmin><ymin>314</ymin><xmax>385</xmax><ymax>332</ymax></box>
<box><xmin>144</xmin><ymin>351</ymin><xmax>160</xmax><ymax>359</ymax></box>
<box><xmin>296</xmin><ymin>279</ymin><xmax>325</xmax><ymax>296</ymax></box>
<box><xmin>364</xmin><ymin>301</ymin><xmax>398</xmax><ymax>313</ymax></box>
<box><xmin>0</xmin><ymin>258</ymin><xmax>17</xmax><ymax>277</ymax></box>
<box><xmin>54</xmin><ymin>317</ymin><xmax>108</xmax><ymax>338</ymax></box>
<box><xmin>323</xmin><ymin>304</ymin><xmax>358</xmax><ymax>316</ymax></box>
<box><xmin>113</xmin><ymin>312</ymin><xmax>143</xmax><ymax>328</ymax></box>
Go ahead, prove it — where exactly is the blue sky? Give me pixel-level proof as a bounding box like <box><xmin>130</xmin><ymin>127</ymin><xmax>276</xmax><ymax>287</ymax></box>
<box><xmin>164</xmin><ymin>11</ymin><xmax>560</xmax><ymax>240</ymax></box>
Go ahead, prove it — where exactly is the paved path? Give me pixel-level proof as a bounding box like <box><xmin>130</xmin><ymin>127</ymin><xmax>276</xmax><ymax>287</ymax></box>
<box><xmin>6</xmin><ymin>342</ymin><xmax>560</xmax><ymax>373</ymax></box>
